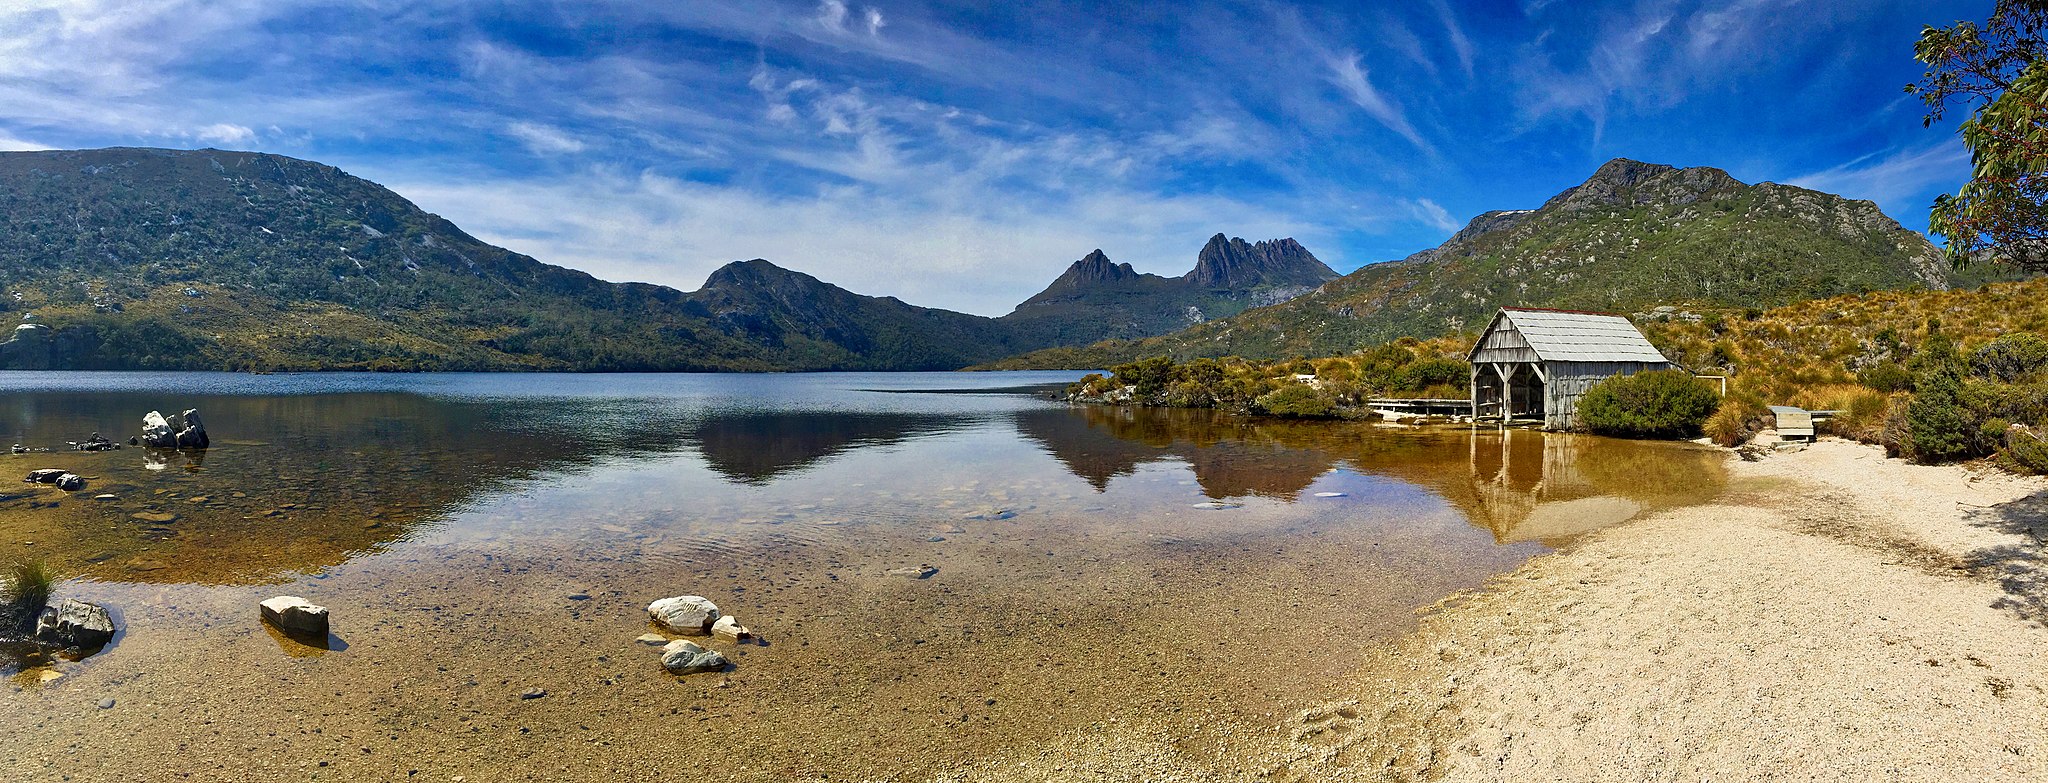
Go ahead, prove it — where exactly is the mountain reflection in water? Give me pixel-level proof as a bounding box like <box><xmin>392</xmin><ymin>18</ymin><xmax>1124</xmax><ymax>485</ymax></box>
<box><xmin>0</xmin><ymin>374</ymin><xmax>1724</xmax><ymax>588</ymax></box>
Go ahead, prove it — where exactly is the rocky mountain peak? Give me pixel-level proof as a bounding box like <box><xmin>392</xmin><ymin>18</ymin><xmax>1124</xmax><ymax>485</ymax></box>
<box><xmin>701</xmin><ymin>258</ymin><xmax>815</xmax><ymax>291</ymax></box>
<box><xmin>1185</xmin><ymin>234</ymin><xmax>1337</xmax><ymax>289</ymax></box>
<box><xmin>1543</xmin><ymin>158</ymin><xmax>1743</xmax><ymax>212</ymax></box>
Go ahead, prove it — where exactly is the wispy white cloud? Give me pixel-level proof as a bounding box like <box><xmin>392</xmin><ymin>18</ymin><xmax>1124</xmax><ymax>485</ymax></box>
<box><xmin>0</xmin><ymin>131</ymin><xmax>51</xmax><ymax>151</ymax></box>
<box><xmin>392</xmin><ymin>167</ymin><xmax>1323</xmax><ymax>317</ymax></box>
<box><xmin>506</xmin><ymin>121</ymin><xmax>586</xmax><ymax>155</ymax></box>
<box><xmin>1786</xmin><ymin>142</ymin><xmax>1970</xmax><ymax>205</ymax></box>
<box><xmin>1325</xmin><ymin>52</ymin><xmax>1433</xmax><ymax>154</ymax></box>
<box><xmin>1408</xmin><ymin>198</ymin><xmax>1459</xmax><ymax>232</ymax></box>
<box><xmin>1429</xmin><ymin>0</ymin><xmax>1476</xmax><ymax>78</ymax></box>
<box><xmin>195</xmin><ymin>123</ymin><xmax>255</xmax><ymax>145</ymax></box>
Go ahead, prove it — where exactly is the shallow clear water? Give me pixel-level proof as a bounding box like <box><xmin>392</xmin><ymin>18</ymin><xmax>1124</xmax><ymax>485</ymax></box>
<box><xmin>0</xmin><ymin>371</ymin><xmax>1727</xmax><ymax>781</ymax></box>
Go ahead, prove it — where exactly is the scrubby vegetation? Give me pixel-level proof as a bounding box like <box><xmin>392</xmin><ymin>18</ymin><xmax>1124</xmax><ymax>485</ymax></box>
<box><xmin>1066</xmin><ymin>336</ymin><xmax>1469</xmax><ymax>418</ymax></box>
<box><xmin>1577</xmin><ymin>370</ymin><xmax>1722</xmax><ymax>439</ymax></box>
<box><xmin>1644</xmin><ymin>279</ymin><xmax>2048</xmax><ymax>471</ymax></box>
<box><xmin>2</xmin><ymin>559</ymin><xmax>54</xmax><ymax>634</ymax></box>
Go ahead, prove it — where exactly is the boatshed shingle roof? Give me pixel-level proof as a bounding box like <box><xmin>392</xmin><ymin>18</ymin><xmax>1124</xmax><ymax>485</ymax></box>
<box><xmin>1490</xmin><ymin>308</ymin><xmax>1670</xmax><ymax>363</ymax></box>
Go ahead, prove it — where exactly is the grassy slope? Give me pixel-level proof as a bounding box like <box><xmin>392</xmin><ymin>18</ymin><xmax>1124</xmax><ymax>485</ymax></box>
<box><xmin>981</xmin><ymin>161</ymin><xmax>2008</xmax><ymax>370</ymax></box>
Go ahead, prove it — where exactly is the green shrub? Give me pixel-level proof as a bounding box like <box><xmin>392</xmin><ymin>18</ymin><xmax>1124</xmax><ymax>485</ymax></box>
<box><xmin>1389</xmin><ymin>358</ymin><xmax>1468</xmax><ymax>395</ymax></box>
<box><xmin>1857</xmin><ymin>362</ymin><xmax>1914</xmax><ymax>392</ymax></box>
<box><xmin>1108</xmin><ymin>356</ymin><xmax>1176</xmax><ymax>397</ymax></box>
<box><xmin>1577</xmin><ymin>370</ymin><xmax>1723</xmax><ymax>439</ymax></box>
<box><xmin>1999</xmin><ymin>426</ymin><xmax>2048</xmax><ymax>474</ymax></box>
<box><xmin>1971</xmin><ymin>332</ymin><xmax>2048</xmax><ymax>383</ymax></box>
<box><xmin>1255</xmin><ymin>383</ymin><xmax>1337</xmax><ymax>418</ymax></box>
<box><xmin>1905</xmin><ymin>367</ymin><xmax>1978</xmax><ymax>463</ymax></box>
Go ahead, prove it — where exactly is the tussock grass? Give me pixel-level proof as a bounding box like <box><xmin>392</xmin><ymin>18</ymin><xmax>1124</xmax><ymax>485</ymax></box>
<box><xmin>3</xmin><ymin>559</ymin><xmax>54</xmax><ymax>614</ymax></box>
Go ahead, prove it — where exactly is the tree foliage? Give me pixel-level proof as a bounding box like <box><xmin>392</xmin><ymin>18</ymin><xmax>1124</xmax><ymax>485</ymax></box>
<box><xmin>1911</xmin><ymin>1</ymin><xmax>2048</xmax><ymax>271</ymax></box>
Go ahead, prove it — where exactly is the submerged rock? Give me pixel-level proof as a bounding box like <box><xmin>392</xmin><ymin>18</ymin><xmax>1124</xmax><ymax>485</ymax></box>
<box><xmin>660</xmin><ymin>639</ymin><xmax>729</xmax><ymax>675</ymax></box>
<box><xmin>54</xmin><ymin>473</ymin><xmax>84</xmax><ymax>492</ymax></box>
<box><xmin>34</xmin><ymin>599</ymin><xmax>116</xmax><ymax>650</ymax></box>
<box><xmin>74</xmin><ymin>432</ymin><xmax>118</xmax><ymax>452</ymax></box>
<box><xmin>635</xmin><ymin>633</ymin><xmax>669</xmax><ymax>645</ymax></box>
<box><xmin>711</xmin><ymin>615</ymin><xmax>752</xmax><ymax>641</ymax></box>
<box><xmin>886</xmin><ymin>565</ymin><xmax>939</xmax><ymax>579</ymax></box>
<box><xmin>647</xmin><ymin>595</ymin><xmax>720</xmax><ymax>634</ymax></box>
<box><xmin>24</xmin><ymin>468</ymin><xmax>65</xmax><ymax>484</ymax></box>
<box><xmin>259</xmin><ymin>596</ymin><xmax>330</xmax><ymax>637</ymax></box>
<box><xmin>140</xmin><ymin>409</ymin><xmax>209</xmax><ymax>449</ymax></box>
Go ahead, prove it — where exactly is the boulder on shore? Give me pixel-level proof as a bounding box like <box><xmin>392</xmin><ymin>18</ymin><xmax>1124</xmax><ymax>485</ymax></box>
<box><xmin>647</xmin><ymin>595</ymin><xmax>720</xmax><ymax>634</ymax></box>
<box><xmin>54</xmin><ymin>473</ymin><xmax>84</xmax><ymax>491</ymax></box>
<box><xmin>259</xmin><ymin>595</ymin><xmax>329</xmax><ymax>637</ymax></box>
<box><xmin>711</xmin><ymin>615</ymin><xmax>752</xmax><ymax>641</ymax></box>
<box><xmin>34</xmin><ymin>599</ymin><xmax>116</xmax><ymax>650</ymax></box>
<box><xmin>660</xmin><ymin>639</ymin><xmax>730</xmax><ymax>675</ymax></box>
<box><xmin>24</xmin><ymin>468</ymin><xmax>65</xmax><ymax>484</ymax></box>
<box><xmin>141</xmin><ymin>409</ymin><xmax>209</xmax><ymax>449</ymax></box>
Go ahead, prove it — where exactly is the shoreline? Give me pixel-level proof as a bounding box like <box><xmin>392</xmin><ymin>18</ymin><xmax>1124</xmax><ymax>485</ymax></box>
<box><xmin>1262</xmin><ymin>438</ymin><xmax>2048</xmax><ymax>781</ymax></box>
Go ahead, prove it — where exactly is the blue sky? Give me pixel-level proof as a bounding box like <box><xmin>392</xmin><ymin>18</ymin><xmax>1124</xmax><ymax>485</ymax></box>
<box><xmin>0</xmin><ymin>0</ymin><xmax>1987</xmax><ymax>315</ymax></box>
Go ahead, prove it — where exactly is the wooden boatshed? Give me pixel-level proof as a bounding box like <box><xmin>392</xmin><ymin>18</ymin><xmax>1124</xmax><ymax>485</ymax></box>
<box><xmin>1468</xmin><ymin>307</ymin><xmax>1673</xmax><ymax>430</ymax></box>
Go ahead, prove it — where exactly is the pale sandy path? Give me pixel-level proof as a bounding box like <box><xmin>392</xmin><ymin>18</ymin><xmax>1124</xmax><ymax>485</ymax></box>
<box><xmin>947</xmin><ymin>439</ymin><xmax>2048</xmax><ymax>782</ymax></box>
<box><xmin>1268</xmin><ymin>438</ymin><xmax>2048</xmax><ymax>782</ymax></box>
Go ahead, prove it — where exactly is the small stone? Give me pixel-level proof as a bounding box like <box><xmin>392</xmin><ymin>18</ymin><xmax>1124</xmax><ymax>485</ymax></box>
<box><xmin>1190</xmin><ymin>501</ymin><xmax>1243</xmax><ymax>510</ymax></box>
<box><xmin>1313</xmin><ymin>492</ymin><xmax>1348</xmax><ymax>498</ymax></box>
<box><xmin>660</xmin><ymin>639</ymin><xmax>729</xmax><ymax>675</ymax></box>
<box><xmin>925</xmin><ymin>536</ymin><xmax>946</xmax><ymax>543</ymax></box>
<box><xmin>634</xmin><ymin>633</ymin><xmax>668</xmax><ymax>645</ymax></box>
<box><xmin>519</xmin><ymin>688</ymin><xmax>546</xmax><ymax>700</ymax></box>
<box><xmin>566</xmin><ymin>593</ymin><xmax>590</xmax><ymax>601</ymax></box>
<box><xmin>54</xmin><ymin>473</ymin><xmax>85</xmax><ymax>491</ymax></box>
<box><xmin>93</xmin><ymin>494</ymin><xmax>118</xmax><ymax>502</ymax></box>
<box><xmin>37</xmin><ymin>669</ymin><xmax>61</xmax><ymax>683</ymax></box>
<box><xmin>130</xmin><ymin>511</ymin><xmax>178</xmax><ymax>523</ymax></box>
<box><xmin>259</xmin><ymin>595</ymin><xmax>330</xmax><ymax>637</ymax></box>
<box><xmin>711</xmin><ymin>615</ymin><xmax>751</xmax><ymax>641</ymax></box>
<box><xmin>97</xmin><ymin>698</ymin><xmax>116</xmax><ymax>709</ymax></box>
<box><xmin>886</xmin><ymin>565</ymin><xmax>939</xmax><ymax>579</ymax></box>
<box><xmin>647</xmin><ymin>595</ymin><xmax>720</xmax><ymax>634</ymax></box>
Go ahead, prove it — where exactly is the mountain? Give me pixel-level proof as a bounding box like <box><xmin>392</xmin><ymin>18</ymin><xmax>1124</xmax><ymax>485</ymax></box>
<box><xmin>996</xmin><ymin>234</ymin><xmax>1338</xmax><ymax>347</ymax></box>
<box><xmin>983</xmin><ymin>158</ymin><xmax>2019</xmax><ymax>368</ymax></box>
<box><xmin>0</xmin><ymin>147</ymin><xmax>1037</xmax><ymax>371</ymax></box>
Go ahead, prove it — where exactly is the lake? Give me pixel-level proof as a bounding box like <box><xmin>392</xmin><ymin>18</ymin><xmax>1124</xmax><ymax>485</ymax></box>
<box><xmin>0</xmin><ymin>371</ymin><xmax>1727</xmax><ymax>781</ymax></box>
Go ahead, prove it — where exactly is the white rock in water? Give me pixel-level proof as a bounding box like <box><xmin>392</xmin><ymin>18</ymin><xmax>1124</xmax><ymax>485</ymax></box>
<box><xmin>712</xmin><ymin>615</ymin><xmax>751</xmax><ymax>641</ymax></box>
<box><xmin>1190</xmin><ymin>501</ymin><xmax>1243</xmax><ymax>510</ymax></box>
<box><xmin>647</xmin><ymin>595</ymin><xmax>720</xmax><ymax>634</ymax></box>
<box><xmin>1313</xmin><ymin>492</ymin><xmax>1348</xmax><ymax>498</ymax></box>
<box><xmin>140</xmin><ymin>411</ymin><xmax>174</xmax><ymax>446</ymax></box>
<box><xmin>259</xmin><ymin>596</ymin><xmax>329</xmax><ymax>637</ymax></box>
<box><xmin>660</xmin><ymin>639</ymin><xmax>729</xmax><ymax>675</ymax></box>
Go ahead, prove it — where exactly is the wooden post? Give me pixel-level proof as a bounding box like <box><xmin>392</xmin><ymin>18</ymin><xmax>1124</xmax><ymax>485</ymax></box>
<box><xmin>1469</xmin><ymin>365</ymin><xmax>1479</xmax><ymax>421</ymax></box>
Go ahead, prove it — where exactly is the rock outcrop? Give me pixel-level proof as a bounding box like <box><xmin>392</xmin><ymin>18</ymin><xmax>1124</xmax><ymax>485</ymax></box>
<box><xmin>141</xmin><ymin>409</ymin><xmax>208</xmax><ymax>449</ymax></box>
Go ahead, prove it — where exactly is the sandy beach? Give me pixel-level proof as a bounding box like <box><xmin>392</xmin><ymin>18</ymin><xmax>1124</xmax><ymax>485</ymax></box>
<box><xmin>1261</xmin><ymin>438</ymin><xmax>2048</xmax><ymax>782</ymax></box>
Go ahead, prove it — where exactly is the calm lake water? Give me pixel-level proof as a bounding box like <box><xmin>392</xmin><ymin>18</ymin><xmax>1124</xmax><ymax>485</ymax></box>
<box><xmin>0</xmin><ymin>371</ymin><xmax>1726</xmax><ymax>781</ymax></box>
